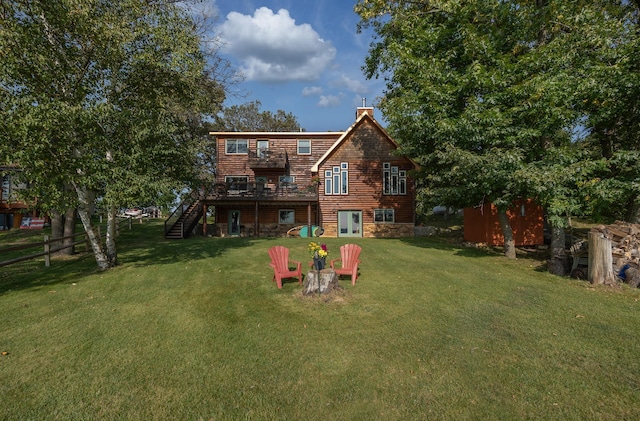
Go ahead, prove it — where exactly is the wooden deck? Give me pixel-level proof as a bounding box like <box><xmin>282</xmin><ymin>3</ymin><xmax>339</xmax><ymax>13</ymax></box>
<box><xmin>203</xmin><ymin>182</ymin><xmax>318</xmax><ymax>203</ymax></box>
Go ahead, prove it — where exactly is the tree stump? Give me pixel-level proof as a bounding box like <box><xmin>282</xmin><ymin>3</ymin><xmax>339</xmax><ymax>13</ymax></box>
<box><xmin>303</xmin><ymin>269</ymin><xmax>338</xmax><ymax>295</ymax></box>
<box><xmin>588</xmin><ymin>231</ymin><xmax>615</xmax><ymax>285</ymax></box>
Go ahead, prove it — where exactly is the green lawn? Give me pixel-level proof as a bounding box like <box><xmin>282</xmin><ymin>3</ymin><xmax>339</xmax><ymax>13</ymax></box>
<box><xmin>1</xmin><ymin>222</ymin><xmax>640</xmax><ymax>420</ymax></box>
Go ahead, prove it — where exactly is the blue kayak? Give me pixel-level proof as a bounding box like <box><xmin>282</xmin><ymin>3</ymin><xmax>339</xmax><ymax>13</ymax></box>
<box><xmin>299</xmin><ymin>225</ymin><xmax>324</xmax><ymax>238</ymax></box>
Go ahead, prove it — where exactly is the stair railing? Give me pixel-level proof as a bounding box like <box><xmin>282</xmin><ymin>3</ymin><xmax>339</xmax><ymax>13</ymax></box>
<box><xmin>164</xmin><ymin>198</ymin><xmax>203</xmax><ymax>239</ymax></box>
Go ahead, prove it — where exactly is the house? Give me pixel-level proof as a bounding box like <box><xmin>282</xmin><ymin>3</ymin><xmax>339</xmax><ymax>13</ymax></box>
<box><xmin>463</xmin><ymin>199</ymin><xmax>544</xmax><ymax>246</ymax></box>
<box><xmin>0</xmin><ymin>165</ymin><xmax>45</xmax><ymax>231</ymax></box>
<box><xmin>165</xmin><ymin>106</ymin><xmax>419</xmax><ymax>239</ymax></box>
<box><xmin>0</xmin><ymin>166</ymin><xmax>29</xmax><ymax>230</ymax></box>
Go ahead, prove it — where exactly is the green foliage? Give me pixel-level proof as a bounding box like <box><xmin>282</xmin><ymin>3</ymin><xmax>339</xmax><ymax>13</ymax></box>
<box><xmin>214</xmin><ymin>100</ymin><xmax>302</xmax><ymax>132</ymax></box>
<box><xmin>356</xmin><ymin>0</ymin><xmax>640</xmax><ymax>228</ymax></box>
<box><xmin>0</xmin><ymin>0</ymin><xmax>227</xmax><ymax>267</ymax></box>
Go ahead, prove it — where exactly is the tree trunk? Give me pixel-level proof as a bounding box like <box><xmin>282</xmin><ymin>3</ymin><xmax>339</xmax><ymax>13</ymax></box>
<box><xmin>548</xmin><ymin>225</ymin><xmax>568</xmax><ymax>276</ymax></box>
<box><xmin>497</xmin><ymin>206</ymin><xmax>516</xmax><ymax>259</ymax></box>
<box><xmin>587</xmin><ymin>231</ymin><xmax>615</xmax><ymax>285</ymax></box>
<box><xmin>626</xmin><ymin>195</ymin><xmax>640</xmax><ymax>224</ymax></box>
<box><xmin>303</xmin><ymin>269</ymin><xmax>338</xmax><ymax>295</ymax></box>
<box><xmin>50</xmin><ymin>210</ymin><xmax>64</xmax><ymax>256</ymax></box>
<box><xmin>74</xmin><ymin>182</ymin><xmax>111</xmax><ymax>270</ymax></box>
<box><xmin>62</xmin><ymin>207</ymin><xmax>76</xmax><ymax>255</ymax></box>
<box><xmin>106</xmin><ymin>205</ymin><xmax>118</xmax><ymax>266</ymax></box>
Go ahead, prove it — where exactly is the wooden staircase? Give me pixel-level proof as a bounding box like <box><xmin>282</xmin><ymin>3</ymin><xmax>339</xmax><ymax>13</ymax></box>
<box><xmin>164</xmin><ymin>201</ymin><xmax>203</xmax><ymax>239</ymax></box>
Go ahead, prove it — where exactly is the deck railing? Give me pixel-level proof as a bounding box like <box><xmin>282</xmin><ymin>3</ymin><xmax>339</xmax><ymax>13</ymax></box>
<box><xmin>206</xmin><ymin>182</ymin><xmax>318</xmax><ymax>200</ymax></box>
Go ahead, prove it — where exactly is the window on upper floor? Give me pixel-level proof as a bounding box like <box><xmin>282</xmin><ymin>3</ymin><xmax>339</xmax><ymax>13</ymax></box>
<box><xmin>279</xmin><ymin>175</ymin><xmax>295</xmax><ymax>184</ymax></box>
<box><xmin>225</xmin><ymin>176</ymin><xmax>248</xmax><ymax>191</ymax></box>
<box><xmin>256</xmin><ymin>140</ymin><xmax>269</xmax><ymax>158</ymax></box>
<box><xmin>297</xmin><ymin>139</ymin><xmax>311</xmax><ymax>155</ymax></box>
<box><xmin>324</xmin><ymin>163</ymin><xmax>348</xmax><ymax>195</ymax></box>
<box><xmin>374</xmin><ymin>208</ymin><xmax>395</xmax><ymax>223</ymax></box>
<box><xmin>383</xmin><ymin>163</ymin><xmax>407</xmax><ymax>195</ymax></box>
<box><xmin>225</xmin><ymin>139</ymin><xmax>248</xmax><ymax>154</ymax></box>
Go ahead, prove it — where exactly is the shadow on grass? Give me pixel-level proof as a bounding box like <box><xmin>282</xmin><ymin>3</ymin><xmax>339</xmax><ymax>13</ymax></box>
<box><xmin>398</xmin><ymin>236</ymin><xmax>504</xmax><ymax>259</ymax></box>
<box><xmin>0</xmin><ymin>221</ymin><xmax>270</xmax><ymax>295</ymax></box>
<box><xmin>117</xmin><ymin>227</ymin><xmax>257</xmax><ymax>267</ymax></box>
<box><xmin>0</xmin><ymin>252</ymin><xmax>100</xmax><ymax>295</ymax></box>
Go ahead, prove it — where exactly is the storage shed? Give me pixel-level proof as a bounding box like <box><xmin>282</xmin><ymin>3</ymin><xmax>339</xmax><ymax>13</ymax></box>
<box><xmin>463</xmin><ymin>199</ymin><xmax>544</xmax><ymax>246</ymax></box>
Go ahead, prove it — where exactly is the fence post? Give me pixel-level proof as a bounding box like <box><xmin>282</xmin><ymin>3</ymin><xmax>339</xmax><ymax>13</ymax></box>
<box><xmin>129</xmin><ymin>217</ymin><xmax>132</xmax><ymax>230</ymax></box>
<box><xmin>44</xmin><ymin>235</ymin><xmax>51</xmax><ymax>267</ymax></box>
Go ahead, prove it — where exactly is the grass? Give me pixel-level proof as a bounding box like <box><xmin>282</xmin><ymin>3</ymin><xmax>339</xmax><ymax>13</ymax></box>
<box><xmin>2</xmin><ymin>221</ymin><xmax>640</xmax><ymax>420</ymax></box>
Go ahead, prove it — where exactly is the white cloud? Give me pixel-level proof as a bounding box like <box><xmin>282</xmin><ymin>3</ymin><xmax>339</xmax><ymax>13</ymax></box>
<box><xmin>302</xmin><ymin>86</ymin><xmax>323</xmax><ymax>96</ymax></box>
<box><xmin>220</xmin><ymin>7</ymin><xmax>336</xmax><ymax>82</ymax></box>
<box><xmin>318</xmin><ymin>95</ymin><xmax>342</xmax><ymax>107</ymax></box>
<box><xmin>331</xmin><ymin>74</ymin><xmax>369</xmax><ymax>96</ymax></box>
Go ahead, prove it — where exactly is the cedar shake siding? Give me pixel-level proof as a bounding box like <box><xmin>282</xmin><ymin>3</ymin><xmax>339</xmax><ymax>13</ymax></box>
<box><xmin>204</xmin><ymin>107</ymin><xmax>418</xmax><ymax>238</ymax></box>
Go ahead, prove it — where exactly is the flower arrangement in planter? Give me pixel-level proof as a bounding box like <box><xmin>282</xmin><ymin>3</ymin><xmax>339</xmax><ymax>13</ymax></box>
<box><xmin>308</xmin><ymin>242</ymin><xmax>328</xmax><ymax>270</ymax></box>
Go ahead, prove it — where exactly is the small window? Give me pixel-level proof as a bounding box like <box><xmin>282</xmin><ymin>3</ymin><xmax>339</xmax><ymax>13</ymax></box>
<box><xmin>324</xmin><ymin>178</ymin><xmax>332</xmax><ymax>195</ymax></box>
<box><xmin>225</xmin><ymin>139</ymin><xmax>248</xmax><ymax>154</ymax></box>
<box><xmin>374</xmin><ymin>208</ymin><xmax>395</xmax><ymax>223</ymax></box>
<box><xmin>279</xmin><ymin>175</ymin><xmax>295</xmax><ymax>184</ymax></box>
<box><xmin>297</xmin><ymin>139</ymin><xmax>311</xmax><ymax>155</ymax></box>
<box><xmin>279</xmin><ymin>209</ymin><xmax>295</xmax><ymax>224</ymax></box>
<box><xmin>256</xmin><ymin>140</ymin><xmax>269</xmax><ymax>158</ymax></box>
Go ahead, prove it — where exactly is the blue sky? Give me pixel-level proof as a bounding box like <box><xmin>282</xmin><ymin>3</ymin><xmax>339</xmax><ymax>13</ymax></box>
<box><xmin>199</xmin><ymin>0</ymin><xmax>385</xmax><ymax>131</ymax></box>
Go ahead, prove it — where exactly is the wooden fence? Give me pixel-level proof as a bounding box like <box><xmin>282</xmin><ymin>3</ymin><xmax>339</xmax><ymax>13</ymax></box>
<box><xmin>0</xmin><ymin>217</ymin><xmax>136</xmax><ymax>268</ymax></box>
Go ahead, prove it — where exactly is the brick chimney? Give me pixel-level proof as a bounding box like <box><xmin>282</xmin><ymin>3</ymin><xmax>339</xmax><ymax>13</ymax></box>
<box><xmin>356</xmin><ymin>97</ymin><xmax>374</xmax><ymax>119</ymax></box>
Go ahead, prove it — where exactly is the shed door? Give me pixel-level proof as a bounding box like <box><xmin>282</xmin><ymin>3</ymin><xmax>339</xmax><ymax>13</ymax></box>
<box><xmin>338</xmin><ymin>211</ymin><xmax>362</xmax><ymax>237</ymax></box>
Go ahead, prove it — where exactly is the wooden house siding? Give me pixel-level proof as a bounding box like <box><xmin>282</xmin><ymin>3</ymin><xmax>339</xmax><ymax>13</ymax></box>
<box><xmin>206</xmin><ymin>109</ymin><xmax>418</xmax><ymax>238</ymax></box>
<box><xmin>316</xmin><ymin>118</ymin><xmax>417</xmax><ymax>237</ymax></box>
<box><xmin>215</xmin><ymin>134</ymin><xmax>340</xmax><ymax>187</ymax></box>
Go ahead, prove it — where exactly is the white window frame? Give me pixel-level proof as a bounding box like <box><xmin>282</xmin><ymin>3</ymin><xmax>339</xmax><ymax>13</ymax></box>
<box><xmin>383</xmin><ymin>163</ymin><xmax>407</xmax><ymax>195</ymax></box>
<box><xmin>278</xmin><ymin>175</ymin><xmax>296</xmax><ymax>184</ymax></box>
<box><xmin>325</xmin><ymin>163</ymin><xmax>348</xmax><ymax>195</ymax></box>
<box><xmin>324</xmin><ymin>170</ymin><xmax>332</xmax><ymax>195</ymax></box>
<box><xmin>225</xmin><ymin>139</ymin><xmax>248</xmax><ymax>155</ymax></box>
<box><xmin>297</xmin><ymin>139</ymin><xmax>311</xmax><ymax>155</ymax></box>
<box><xmin>374</xmin><ymin>208</ymin><xmax>395</xmax><ymax>223</ymax></box>
<box><xmin>256</xmin><ymin>139</ymin><xmax>269</xmax><ymax>158</ymax></box>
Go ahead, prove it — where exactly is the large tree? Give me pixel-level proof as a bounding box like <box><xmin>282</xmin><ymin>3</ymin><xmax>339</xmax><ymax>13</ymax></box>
<box><xmin>356</xmin><ymin>0</ymin><xmax>639</xmax><ymax>260</ymax></box>
<box><xmin>356</xmin><ymin>0</ymin><xmax>576</xmax><ymax>258</ymax></box>
<box><xmin>570</xmin><ymin>1</ymin><xmax>640</xmax><ymax>223</ymax></box>
<box><xmin>0</xmin><ymin>0</ymin><xmax>226</xmax><ymax>269</ymax></box>
<box><xmin>214</xmin><ymin>100</ymin><xmax>302</xmax><ymax>132</ymax></box>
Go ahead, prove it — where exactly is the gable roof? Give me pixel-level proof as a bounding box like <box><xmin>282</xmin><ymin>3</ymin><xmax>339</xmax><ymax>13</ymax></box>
<box><xmin>310</xmin><ymin>111</ymin><xmax>418</xmax><ymax>172</ymax></box>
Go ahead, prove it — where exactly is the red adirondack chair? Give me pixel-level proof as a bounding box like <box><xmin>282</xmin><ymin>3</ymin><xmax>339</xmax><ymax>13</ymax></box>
<box><xmin>268</xmin><ymin>246</ymin><xmax>302</xmax><ymax>289</ymax></box>
<box><xmin>330</xmin><ymin>244</ymin><xmax>362</xmax><ymax>285</ymax></box>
